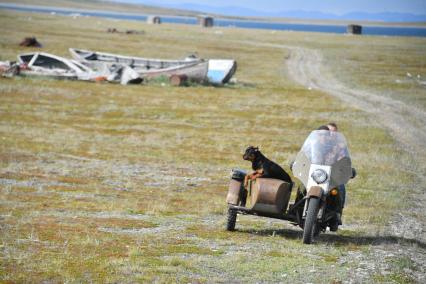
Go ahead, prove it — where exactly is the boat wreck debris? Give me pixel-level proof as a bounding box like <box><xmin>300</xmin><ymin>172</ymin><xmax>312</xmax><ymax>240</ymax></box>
<box><xmin>69</xmin><ymin>48</ymin><xmax>207</xmax><ymax>83</ymax></box>
<box><xmin>69</xmin><ymin>48</ymin><xmax>237</xmax><ymax>85</ymax></box>
<box><xmin>17</xmin><ymin>52</ymin><xmax>93</xmax><ymax>80</ymax></box>
<box><xmin>13</xmin><ymin>52</ymin><xmax>143</xmax><ymax>84</ymax></box>
<box><xmin>2</xmin><ymin>49</ymin><xmax>237</xmax><ymax>86</ymax></box>
<box><xmin>105</xmin><ymin>65</ymin><xmax>143</xmax><ymax>85</ymax></box>
<box><xmin>0</xmin><ymin>61</ymin><xmax>20</xmax><ymax>78</ymax></box>
<box><xmin>107</xmin><ymin>28</ymin><xmax>145</xmax><ymax>35</ymax></box>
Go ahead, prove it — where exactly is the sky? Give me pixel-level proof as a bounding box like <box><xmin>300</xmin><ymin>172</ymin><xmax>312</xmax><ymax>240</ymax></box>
<box><xmin>114</xmin><ymin>0</ymin><xmax>426</xmax><ymax>15</ymax></box>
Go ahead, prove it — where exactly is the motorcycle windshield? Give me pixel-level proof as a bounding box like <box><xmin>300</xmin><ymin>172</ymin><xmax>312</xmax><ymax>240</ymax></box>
<box><xmin>301</xmin><ymin>130</ymin><xmax>351</xmax><ymax>166</ymax></box>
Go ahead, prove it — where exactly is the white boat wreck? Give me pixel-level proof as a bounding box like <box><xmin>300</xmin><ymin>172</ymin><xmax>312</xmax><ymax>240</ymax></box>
<box><xmin>0</xmin><ymin>61</ymin><xmax>19</xmax><ymax>77</ymax></box>
<box><xmin>16</xmin><ymin>52</ymin><xmax>143</xmax><ymax>85</ymax></box>
<box><xmin>69</xmin><ymin>48</ymin><xmax>237</xmax><ymax>85</ymax></box>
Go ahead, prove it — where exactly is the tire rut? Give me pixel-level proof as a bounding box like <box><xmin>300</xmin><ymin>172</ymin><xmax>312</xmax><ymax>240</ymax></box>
<box><xmin>232</xmin><ymin>39</ymin><xmax>425</xmax><ymax>281</ymax></box>
<box><xmin>285</xmin><ymin>46</ymin><xmax>425</xmax><ymax>282</ymax></box>
<box><xmin>286</xmin><ymin>47</ymin><xmax>426</xmax><ymax>160</ymax></box>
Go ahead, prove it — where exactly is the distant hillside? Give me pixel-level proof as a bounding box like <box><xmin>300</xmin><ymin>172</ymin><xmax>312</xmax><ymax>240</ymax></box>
<box><xmin>0</xmin><ymin>0</ymin><xmax>201</xmax><ymax>17</ymax></box>
<box><xmin>140</xmin><ymin>1</ymin><xmax>426</xmax><ymax>22</ymax></box>
<box><xmin>2</xmin><ymin>0</ymin><xmax>426</xmax><ymax>25</ymax></box>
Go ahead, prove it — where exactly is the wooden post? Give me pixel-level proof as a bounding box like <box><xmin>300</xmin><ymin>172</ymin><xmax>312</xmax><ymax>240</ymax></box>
<box><xmin>170</xmin><ymin>74</ymin><xmax>188</xmax><ymax>86</ymax></box>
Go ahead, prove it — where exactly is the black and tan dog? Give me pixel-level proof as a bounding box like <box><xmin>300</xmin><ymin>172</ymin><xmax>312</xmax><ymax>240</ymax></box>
<box><xmin>243</xmin><ymin>146</ymin><xmax>292</xmax><ymax>187</ymax></box>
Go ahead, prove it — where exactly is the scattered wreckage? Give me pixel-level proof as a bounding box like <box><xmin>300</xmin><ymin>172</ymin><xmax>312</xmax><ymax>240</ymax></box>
<box><xmin>17</xmin><ymin>52</ymin><xmax>98</xmax><ymax>80</ymax></box>
<box><xmin>69</xmin><ymin>48</ymin><xmax>237</xmax><ymax>85</ymax></box>
<box><xmin>1</xmin><ymin>49</ymin><xmax>237</xmax><ymax>86</ymax></box>
<box><xmin>1</xmin><ymin>52</ymin><xmax>142</xmax><ymax>85</ymax></box>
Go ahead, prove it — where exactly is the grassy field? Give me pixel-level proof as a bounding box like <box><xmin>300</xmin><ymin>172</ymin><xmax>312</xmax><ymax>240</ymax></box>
<box><xmin>0</xmin><ymin>9</ymin><xmax>425</xmax><ymax>283</ymax></box>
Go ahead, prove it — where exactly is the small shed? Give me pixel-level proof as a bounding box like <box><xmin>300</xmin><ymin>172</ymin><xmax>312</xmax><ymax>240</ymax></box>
<box><xmin>198</xmin><ymin>16</ymin><xmax>214</xmax><ymax>27</ymax></box>
<box><xmin>347</xmin><ymin>24</ymin><xmax>362</xmax><ymax>35</ymax></box>
<box><xmin>147</xmin><ymin>16</ymin><xmax>161</xmax><ymax>24</ymax></box>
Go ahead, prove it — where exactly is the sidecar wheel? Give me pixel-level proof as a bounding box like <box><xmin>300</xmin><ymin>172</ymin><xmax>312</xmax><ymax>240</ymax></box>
<box><xmin>226</xmin><ymin>208</ymin><xmax>237</xmax><ymax>231</ymax></box>
<box><xmin>303</xmin><ymin>197</ymin><xmax>320</xmax><ymax>244</ymax></box>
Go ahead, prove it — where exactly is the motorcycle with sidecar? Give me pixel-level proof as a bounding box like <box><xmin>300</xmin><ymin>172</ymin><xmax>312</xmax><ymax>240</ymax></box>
<box><xmin>225</xmin><ymin>130</ymin><xmax>356</xmax><ymax>244</ymax></box>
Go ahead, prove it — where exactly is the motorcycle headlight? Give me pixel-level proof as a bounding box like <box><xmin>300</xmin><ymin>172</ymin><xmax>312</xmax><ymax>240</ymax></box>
<box><xmin>311</xmin><ymin>169</ymin><xmax>328</xmax><ymax>184</ymax></box>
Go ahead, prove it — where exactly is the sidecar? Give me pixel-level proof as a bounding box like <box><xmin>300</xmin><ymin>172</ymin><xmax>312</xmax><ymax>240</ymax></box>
<box><xmin>226</xmin><ymin>130</ymin><xmax>355</xmax><ymax>244</ymax></box>
<box><xmin>225</xmin><ymin>169</ymin><xmax>303</xmax><ymax>231</ymax></box>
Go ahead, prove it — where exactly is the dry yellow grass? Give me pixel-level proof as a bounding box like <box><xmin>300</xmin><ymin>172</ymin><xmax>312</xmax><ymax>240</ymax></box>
<box><xmin>0</xmin><ymin>8</ymin><xmax>425</xmax><ymax>283</ymax></box>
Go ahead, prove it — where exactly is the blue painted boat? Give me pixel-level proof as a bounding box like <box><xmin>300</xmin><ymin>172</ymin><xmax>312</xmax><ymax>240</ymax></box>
<box><xmin>207</xmin><ymin>59</ymin><xmax>237</xmax><ymax>84</ymax></box>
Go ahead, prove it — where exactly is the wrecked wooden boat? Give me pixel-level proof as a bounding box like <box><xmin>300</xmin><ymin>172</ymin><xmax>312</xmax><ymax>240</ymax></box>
<box><xmin>69</xmin><ymin>48</ymin><xmax>237</xmax><ymax>84</ymax></box>
<box><xmin>70</xmin><ymin>48</ymin><xmax>207</xmax><ymax>83</ymax></box>
<box><xmin>17</xmin><ymin>52</ymin><xmax>92</xmax><ymax>80</ymax></box>
<box><xmin>69</xmin><ymin>48</ymin><xmax>200</xmax><ymax>69</ymax></box>
<box><xmin>16</xmin><ymin>52</ymin><xmax>142</xmax><ymax>84</ymax></box>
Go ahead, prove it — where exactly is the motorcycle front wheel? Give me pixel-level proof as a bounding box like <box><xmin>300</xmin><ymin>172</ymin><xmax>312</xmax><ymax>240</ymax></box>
<box><xmin>303</xmin><ymin>197</ymin><xmax>320</xmax><ymax>244</ymax></box>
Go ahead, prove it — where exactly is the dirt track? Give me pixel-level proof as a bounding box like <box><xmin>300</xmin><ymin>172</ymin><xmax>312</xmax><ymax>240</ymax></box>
<box><xmin>232</xmin><ymin>38</ymin><xmax>426</xmax><ymax>281</ymax></box>
<box><xmin>286</xmin><ymin>47</ymin><xmax>426</xmax><ymax>159</ymax></box>
<box><xmin>285</xmin><ymin>46</ymin><xmax>425</xmax><ymax>282</ymax></box>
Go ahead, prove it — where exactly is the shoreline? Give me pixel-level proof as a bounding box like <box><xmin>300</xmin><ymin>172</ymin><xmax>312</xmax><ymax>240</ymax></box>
<box><xmin>1</xmin><ymin>2</ymin><xmax>426</xmax><ymax>29</ymax></box>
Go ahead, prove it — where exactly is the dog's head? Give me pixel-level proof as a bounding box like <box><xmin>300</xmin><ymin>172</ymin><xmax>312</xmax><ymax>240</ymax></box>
<box><xmin>243</xmin><ymin>146</ymin><xmax>260</xmax><ymax>161</ymax></box>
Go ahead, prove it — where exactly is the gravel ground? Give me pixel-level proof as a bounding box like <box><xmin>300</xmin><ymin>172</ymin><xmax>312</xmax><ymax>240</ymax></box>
<box><xmin>285</xmin><ymin>46</ymin><xmax>426</xmax><ymax>283</ymax></box>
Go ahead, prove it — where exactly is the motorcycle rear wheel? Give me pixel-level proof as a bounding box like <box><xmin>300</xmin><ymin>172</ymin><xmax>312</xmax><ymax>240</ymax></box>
<box><xmin>303</xmin><ymin>197</ymin><xmax>320</xmax><ymax>244</ymax></box>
